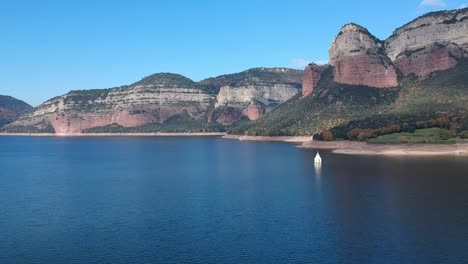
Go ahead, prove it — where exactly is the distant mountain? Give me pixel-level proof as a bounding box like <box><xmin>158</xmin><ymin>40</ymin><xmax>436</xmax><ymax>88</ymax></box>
<box><xmin>233</xmin><ymin>8</ymin><xmax>468</xmax><ymax>138</ymax></box>
<box><xmin>2</xmin><ymin>68</ymin><xmax>302</xmax><ymax>134</ymax></box>
<box><xmin>0</xmin><ymin>95</ymin><xmax>32</xmax><ymax>127</ymax></box>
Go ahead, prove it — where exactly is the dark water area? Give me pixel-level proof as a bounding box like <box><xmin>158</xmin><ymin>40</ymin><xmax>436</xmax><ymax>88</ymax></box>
<box><xmin>0</xmin><ymin>136</ymin><xmax>467</xmax><ymax>263</ymax></box>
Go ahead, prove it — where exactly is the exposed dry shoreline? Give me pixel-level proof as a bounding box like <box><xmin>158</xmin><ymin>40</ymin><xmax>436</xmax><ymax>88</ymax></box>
<box><xmin>300</xmin><ymin>140</ymin><xmax>468</xmax><ymax>156</ymax></box>
<box><xmin>221</xmin><ymin>134</ymin><xmax>312</xmax><ymax>143</ymax></box>
<box><xmin>0</xmin><ymin>132</ymin><xmax>227</xmax><ymax>137</ymax></box>
<box><xmin>1</xmin><ymin>132</ymin><xmax>467</xmax><ymax>156</ymax></box>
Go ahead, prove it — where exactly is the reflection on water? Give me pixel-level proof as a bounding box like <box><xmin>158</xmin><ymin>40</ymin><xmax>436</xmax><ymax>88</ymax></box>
<box><xmin>314</xmin><ymin>162</ymin><xmax>322</xmax><ymax>177</ymax></box>
<box><xmin>0</xmin><ymin>137</ymin><xmax>467</xmax><ymax>264</ymax></box>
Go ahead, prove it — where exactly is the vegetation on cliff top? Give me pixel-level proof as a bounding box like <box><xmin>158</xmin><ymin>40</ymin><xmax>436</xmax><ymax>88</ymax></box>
<box><xmin>391</xmin><ymin>7</ymin><xmax>468</xmax><ymax>37</ymax></box>
<box><xmin>133</xmin><ymin>73</ymin><xmax>198</xmax><ymax>87</ymax></box>
<box><xmin>200</xmin><ymin>68</ymin><xmax>303</xmax><ymax>94</ymax></box>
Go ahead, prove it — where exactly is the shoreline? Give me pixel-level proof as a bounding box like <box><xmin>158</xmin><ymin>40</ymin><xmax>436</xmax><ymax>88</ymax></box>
<box><xmin>222</xmin><ymin>134</ymin><xmax>312</xmax><ymax>143</ymax></box>
<box><xmin>0</xmin><ymin>132</ymin><xmax>227</xmax><ymax>137</ymax></box>
<box><xmin>2</xmin><ymin>132</ymin><xmax>467</xmax><ymax>156</ymax></box>
<box><xmin>300</xmin><ymin>140</ymin><xmax>468</xmax><ymax>156</ymax></box>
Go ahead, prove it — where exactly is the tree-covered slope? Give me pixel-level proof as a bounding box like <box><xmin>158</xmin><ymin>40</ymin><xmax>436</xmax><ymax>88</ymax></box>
<box><xmin>0</xmin><ymin>95</ymin><xmax>33</xmax><ymax>127</ymax></box>
<box><xmin>200</xmin><ymin>68</ymin><xmax>302</xmax><ymax>94</ymax></box>
<box><xmin>231</xmin><ymin>60</ymin><xmax>468</xmax><ymax>137</ymax></box>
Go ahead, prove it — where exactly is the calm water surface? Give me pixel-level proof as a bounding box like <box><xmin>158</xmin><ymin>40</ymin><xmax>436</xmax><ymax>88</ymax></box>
<box><xmin>0</xmin><ymin>136</ymin><xmax>467</xmax><ymax>263</ymax></box>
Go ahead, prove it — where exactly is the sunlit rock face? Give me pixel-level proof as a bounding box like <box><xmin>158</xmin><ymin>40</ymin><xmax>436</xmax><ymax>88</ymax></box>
<box><xmin>329</xmin><ymin>24</ymin><xmax>398</xmax><ymax>88</ymax></box>
<box><xmin>212</xmin><ymin>83</ymin><xmax>298</xmax><ymax>124</ymax></box>
<box><xmin>206</xmin><ymin>68</ymin><xmax>302</xmax><ymax>124</ymax></box>
<box><xmin>385</xmin><ymin>8</ymin><xmax>468</xmax><ymax>78</ymax></box>
<box><xmin>327</xmin><ymin>9</ymin><xmax>468</xmax><ymax>85</ymax></box>
<box><xmin>393</xmin><ymin>43</ymin><xmax>464</xmax><ymax>78</ymax></box>
<box><xmin>6</xmin><ymin>74</ymin><xmax>215</xmax><ymax>134</ymax></box>
<box><xmin>6</xmin><ymin>68</ymin><xmax>303</xmax><ymax>133</ymax></box>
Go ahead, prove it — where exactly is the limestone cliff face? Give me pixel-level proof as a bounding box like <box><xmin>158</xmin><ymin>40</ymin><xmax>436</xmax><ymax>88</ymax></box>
<box><xmin>329</xmin><ymin>24</ymin><xmax>398</xmax><ymax>88</ymax></box>
<box><xmin>6</xmin><ymin>68</ymin><xmax>302</xmax><ymax>133</ymax></box>
<box><xmin>385</xmin><ymin>8</ymin><xmax>468</xmax><ymax>78</ymax></box>
<box><xmin>302</xmin><ymin>63</ymin><xmax>328</xmax><ymax>96</ymax></box>
<box><xmin>7</xmin><ymin>74</ymin><xmax>215</xmax><ymax>134</ymax></box>
<box><xmin>216</xmin><ymin>84</ymin><xmax>299</xmax><ymax>107</ymax></box>
<box><xmin>213</xmin><ymin>84</ymin><xmax>299</xmax><ymax>124</ymax></box>
<box><xmin>209</xmin><ymin>84</ymin><xmax>299</xmax><ymax>125</ymax></box>
<box><xmin>385</xmin><ymin>8</ymin><xmax>468</xmax><ymax>61</ymax></box>
<box><xmin>204</xmin><ymin>68</ymin><xmax>302</xmax><ymax>125</ymax></box>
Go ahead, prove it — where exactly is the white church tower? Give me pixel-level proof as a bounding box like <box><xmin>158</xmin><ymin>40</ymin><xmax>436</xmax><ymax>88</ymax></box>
<box><xmin>314</xmin><ymin>153</ymin><xmax>322</xmax><ymax>165</ymax></box>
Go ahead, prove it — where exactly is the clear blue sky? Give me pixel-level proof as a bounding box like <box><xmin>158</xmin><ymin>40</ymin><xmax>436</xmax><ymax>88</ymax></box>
<box><xmin>1</xmin><ymin>0</ymin><xmax>466</xmax><ymax>106</ymax></box>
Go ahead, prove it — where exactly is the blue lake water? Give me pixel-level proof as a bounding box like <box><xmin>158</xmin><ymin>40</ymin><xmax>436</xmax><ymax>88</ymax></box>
<box><xmin>0</xmin><ymin>136</ymin><xmax>467</xmax><ymax>263</ymax></box>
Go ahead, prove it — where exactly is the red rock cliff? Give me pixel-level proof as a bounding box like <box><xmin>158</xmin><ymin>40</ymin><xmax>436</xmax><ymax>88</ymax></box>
<box><xmin>302</xmin><ymin>64</ymin><xmax>327</xmax><ymax>96</ymax></box>
<box><xmin>385</xmin><ymin>8</ymin><xmax>468</xmax><ymax>79</ymax></box>
<box><xmin>329</xmin><ymin>24</ymin><xmax>398</xmax><ymax>88</ymax></box>
<box><xmin>393</xmin><ymin>43</ymin><xmax>463</xmax><ymax>79</ymax></box>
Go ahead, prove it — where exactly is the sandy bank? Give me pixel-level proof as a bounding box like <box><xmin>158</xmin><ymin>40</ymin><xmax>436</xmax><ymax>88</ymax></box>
<box><xmin>222</xmin><ymin>135</ymin><xmax>312</xmax><ymax>143</ymax></box>
<box><xmin>0</xmin><ymin>132</ymin><xmax>227</xmax><ymax>137</ymax></box>
<box><xmin>2</xmin><ymin>132</ymin><xmax>467</xmax><ymax>156</ymax></box>
<box><xmin>300</xmin><ymin>140</ymin><xmax>468</xmax><ymax>156</ymax></box>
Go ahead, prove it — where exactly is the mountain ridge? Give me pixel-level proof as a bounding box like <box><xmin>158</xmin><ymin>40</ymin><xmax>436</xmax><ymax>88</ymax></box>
<box><xmin>3</xmin><ymin>67</ymin><xmax>302</xmax><ymax>133</ymax></box>
<box><xmin>3</xmin><ymin>7</ymin><xmax>467</xmax><ymax>137</ymax></box>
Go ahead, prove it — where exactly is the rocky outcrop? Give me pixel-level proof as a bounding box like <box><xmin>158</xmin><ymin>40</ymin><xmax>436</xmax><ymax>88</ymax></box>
<box><xmin>326</xmin><ymin>9</ymin><xmax>468</xmax><ymax>86</ymax></box>
<box><xmin>243</xmin><ymin>100</ymin><xmax>266</xmax><ymax>121</ymax></box>
<box><xmin>385</xmin><ymin>8</ymin><xmax>468</xmax><ymax>78</ymax></box>
<box><xmin>328</xmin><ymin>9</ymin><xmax>468</xmax><ymax>83</ymax></box>
<box><xmin>0</xmin><ymin>95</ymin><xmax>32</xmax><ymax>127</ymax></box>
<box><xmin>215</xmin><ymin>84</ymin><xmax>299</xmax><ymax>109</ymax></box>
<box><xmin>208</xmin><ymin>107</ymin><xmax>244</xmax><ymax>126</ymax></box>
<box><xmin>205</xmin><ymin>68</ymin><xmax>302</xmax><ymax>123</ymax></box>
<box><xmin>214</xmin><ymin>83</ymin><xmax>299</xmax><ymax>121</ymax></box>
<box><xmin>329</xmin><ymin>24</ymin><xmax>398</xmax><ymax>88</ymax></box>
<box><xmin>302</xmin><ymin>63</ymin><xmax>328</xmax><ymax>96</ymax></box>
<box><xmin>385</xmin><ymin>8</ymin><xmax>468</xmax><ymax>61</ymax></box>
<box><xmin>332</xmin><ymin>55</ymin><xmax>398</xmax><ymax>88</ymax></box>
<box><xmin>393</xmin><ymin>43</ymin><xmax>464</xmax><ymax>78</ymax></box>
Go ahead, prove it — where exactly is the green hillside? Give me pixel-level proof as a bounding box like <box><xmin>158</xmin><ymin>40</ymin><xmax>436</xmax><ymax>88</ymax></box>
<box><xmin>0</xmin><ymin>95</ymin><xmax>33</xmax><ymax>127</ymax></box>
<box><xmin>231</xmin><ymin>60</ymin><xmax>468</xmax><ymax>139</ymax></box>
